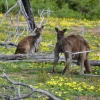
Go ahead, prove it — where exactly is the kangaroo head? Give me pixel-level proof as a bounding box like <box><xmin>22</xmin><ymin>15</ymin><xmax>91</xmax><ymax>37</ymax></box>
<box><xmin>35</xmin><ymin>25</ymin><xmax>44</xmax><ymax>35</ymax></box>
<box><xmin>55</xmin><ymin>28</ymin><xmax>67</xmax><ymax>40</ymax></box>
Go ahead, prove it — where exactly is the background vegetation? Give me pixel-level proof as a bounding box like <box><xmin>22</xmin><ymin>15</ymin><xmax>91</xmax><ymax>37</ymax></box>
<box><xmin>0</xmin><ymin>0</ymin><xmax>100</xmax><ymax>20</ymax></box>
<box><xmin>0</xmin><ymin>0</ymin><xmax>100</xmax><ymax>100</ymax></box>
<box><xmin>0</xmin><ymin>15</ymin><xmax>100</xmax><ymax>99</ymax></box>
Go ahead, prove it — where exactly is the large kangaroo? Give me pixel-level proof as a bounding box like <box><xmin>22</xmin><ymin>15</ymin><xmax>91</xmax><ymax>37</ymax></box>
<box><xmin>15</xmin><ymin>25</ymin><xmax>44</xmax><ymax>54</ymax></box>
<box><xmin>53</xmin><ymin>28</ymin><xmax>92</xmax><ymax>75</ymax></box>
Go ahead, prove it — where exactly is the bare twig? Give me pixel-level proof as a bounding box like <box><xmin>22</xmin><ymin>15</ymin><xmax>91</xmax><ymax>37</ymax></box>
<box><xmin>84</xmin><ymin>74</ymin><xmax>100</xmax><ymax>77</ymax></box>
<box><xmin>38</xmin><ymin>8</ymin><xmax>51</xmax><ymax>26</ymax></box>
<box><xmin>82</xmin><ymin>25</ymin><xmax>85</xmax><ymax>38</ymax></box>
<box><xmin>0</xmin><ymin>41</ymin><xmax>17</xmax><ymax>47</ymax></box>
<box><xmin>5</xmin><ymin>0</ymin><xmax>8</xmax><ymax>10</ymax></box>
<box><xmin>0</xmin><ymin>72</ymin><xmax>61</xmax><ymax>100</ymax></box>
<box><xmin>66</xmin><ymin>46</ymin><xmax>100</xmax><ymax>54</ymax></box>
<box><xmin>0</xmin><ymin>3</ymin><xmax>17</xmax><ymax>25</ymax></box>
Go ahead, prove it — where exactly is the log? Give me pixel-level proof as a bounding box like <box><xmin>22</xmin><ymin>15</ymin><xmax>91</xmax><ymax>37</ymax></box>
<box><xmin>72</xmin><ymin>60</ymin><xmax>100</xmax><ymax>66</ymax></box>
<box><xmin>0</xmin><ymin>53</ymin><xmax>100</xmax><ymax>66</ymax></box>
<box><xmin>0</xmin><ymin>42</ymin><xmax>17</xmax><ymax>47</ymax></box>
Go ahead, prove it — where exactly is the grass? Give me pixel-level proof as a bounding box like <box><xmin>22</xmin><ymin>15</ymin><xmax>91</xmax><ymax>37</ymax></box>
<box><xmin>0</xmin><ymin>15</ymin><xmax>100</xmax><ymax>100</ymax></box>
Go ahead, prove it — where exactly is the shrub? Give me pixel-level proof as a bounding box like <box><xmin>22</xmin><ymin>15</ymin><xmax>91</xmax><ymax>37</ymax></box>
<box><xmin>0</xmin><ymin>0</ymin><xmax>100</xmax><ymax>20</ymax></box>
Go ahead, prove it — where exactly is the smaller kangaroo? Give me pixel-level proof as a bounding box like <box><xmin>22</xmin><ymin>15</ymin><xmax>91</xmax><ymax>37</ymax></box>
<box><xmin>53</xmin><ymin>27</ymin><xmax>92</xmax><ymax>75</ymax></box>
<box><xmin>15</xmin><ymin>25</ymin><xmax>44</xmax><ymax>54</ymax></box>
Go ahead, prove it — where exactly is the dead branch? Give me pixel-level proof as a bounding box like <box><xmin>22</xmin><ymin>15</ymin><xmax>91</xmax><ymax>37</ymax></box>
<box><xmin>84</xmin><ymin>74</ymin><xmax>100</xmax><ymax>77</ymax></box>
<box><xmin>0</xmin><ymin>54</ymin><xmax>27</xmax><ymax>60</ymax></box>
<box><xmin>0</xmin><ymin>72</ymin><xmax>61</xmax><ymax>100</ymax></box>
<box><xmin>0</xmin><ymin>3</ymin><xmax>17</xmax><ymax>25</ymax></box>
<box><xmin>73</xmin><ymin>60</ymin><xmax>100</xmax><ymax>66</ymax></box>
<box><xmin>0</xmin><ymin>41</ymin><xmax>17</xmax><ymax>47</ymax></box>
<box><xmin>0</xmin><ymin>53</ymin><xmax>100</xmax><ymax>66</ymax></box>
<box><xmin>65</xmin><ymin>46</ymin><xmax>100</xmax><ymax>54</ymax></box>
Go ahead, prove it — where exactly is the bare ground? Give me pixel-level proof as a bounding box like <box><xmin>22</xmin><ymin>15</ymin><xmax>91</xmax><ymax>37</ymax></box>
<box><xmin>74</xmin><ymin>96</ymin><xmax>100</xmax><ymax>100</ymax></box>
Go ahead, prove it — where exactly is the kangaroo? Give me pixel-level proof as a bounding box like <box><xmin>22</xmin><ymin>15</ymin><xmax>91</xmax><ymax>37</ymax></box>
<box><xmin>53</xmin><ymin>27</ymin><xmax>92</xmax><ymax>75</ymax></box>
<box><xmin>15</xmin><ymin>25</ymin><xmax>44</xmax><ymax>54</ymax></box>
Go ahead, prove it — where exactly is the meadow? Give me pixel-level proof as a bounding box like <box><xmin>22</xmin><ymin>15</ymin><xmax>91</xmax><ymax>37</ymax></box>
<box><xmin>0</xmin><ymin>14</ymin><xmax>100</xmax><ymax>100</ymax></box>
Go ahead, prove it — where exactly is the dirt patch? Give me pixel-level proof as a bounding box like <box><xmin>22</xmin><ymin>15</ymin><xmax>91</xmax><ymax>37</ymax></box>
<box><xmin>70</xmin><ymin>27</ymin><xmax>100</xmax><ymax>36</ymax></box>
<box><xmin>74</xmin><ymin>96</ymin><xmax>100</xmax><ymax>100</ymax></box>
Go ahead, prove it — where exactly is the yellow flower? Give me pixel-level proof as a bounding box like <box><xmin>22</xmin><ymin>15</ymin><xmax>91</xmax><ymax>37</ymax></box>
<box><xmin>58</xmin><ymin>92</ymin><xmax>62</xmax><ymax>97</ymax></box>
<box><xmin>95</xmin><ymin>72</ymin><xmax>97</xmax><ymax>74</ymax></box>
<box><xmin>59</xmin><ymin>77</ymin><xmax>64</xmax><ymax>82</ymax></box>
<box><xmin>58</xmin><ymin>83</ymin><xmax>62</xmax><ymax>86</ymax></box>
<box><xmin>72</xmin><ymin>81</ymin><xmax>77</xmax><ymax>85</ymax></box>
<box><xmin>3</xmin><ymin>81</ymin><xmax>7</xmax><ymax>85</ymax></box>
<box><xmin>66</xmin><ymin>83</ymin><xmax>71</xmax><ymax>86</ymax></box>
<box><xmin>20</xmin><ymin>77</ymin><xmax>24</xmax><ymax>81</ymax></box>
<box><xmin>89</xmin><ymin>86</ymin><xmax>95</xmax><ymax>90</ymax></box>
<box><xmin>0</xmin><ymin>13</ymin><xmax>3</xmax><ymax>17</ymax></box>
<box><xmin>78</xmin><ymin>87</ymin><xmax>84</xmax><ymax>91</ymax></box>
<box><xmin>13</xmin><ymin>66</ymin><xmax>17</xmax><ymax>68</ymax></box>
<box><xmin>65</xmin><ymin>98</ymin><xmax>69</xmax><ymax>100</ymax></box>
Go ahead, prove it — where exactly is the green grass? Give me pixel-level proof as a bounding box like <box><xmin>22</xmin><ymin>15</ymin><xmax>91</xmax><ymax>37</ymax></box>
<box><xmin>0</xmin><ymin>17</ymin><xmax>100</xmax><ymax>100</ymax></box>
<box><xmin>0</xmin><ymin>61</ymin><xmax>100</xmax><ymax>100</ymax></box>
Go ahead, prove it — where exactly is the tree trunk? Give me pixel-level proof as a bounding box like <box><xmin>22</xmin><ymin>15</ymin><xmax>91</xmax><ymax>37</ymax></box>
<box><xmin>21</xmin><ymin>0</ymin><xmax>36</xmax><ymax>32</ymax></box>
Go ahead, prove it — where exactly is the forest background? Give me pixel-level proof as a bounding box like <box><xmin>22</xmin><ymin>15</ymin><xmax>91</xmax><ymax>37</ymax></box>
<box><xmin>0</xmin><ymin>0</ymin><xmax>100</xmax><ymax>20</ymax></box>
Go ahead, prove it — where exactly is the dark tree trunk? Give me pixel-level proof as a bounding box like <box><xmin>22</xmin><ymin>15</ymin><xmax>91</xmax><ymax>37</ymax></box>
<box><xmin>21</xmin><ymin>0</ymin><xmax>36</xmax><ymax>32</ymax></box>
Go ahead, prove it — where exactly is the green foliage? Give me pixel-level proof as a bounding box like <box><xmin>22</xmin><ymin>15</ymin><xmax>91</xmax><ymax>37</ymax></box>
<box><xmin>37</xmin><ymin>67</ymin><xmax>49</xmax><ymax>83</ymax></box>
<box><xmin>68</xmin><ymin>0</ymin><xmax>100</xmax><ymax>20</ymax></box>
<box><xmin>0</xmin><ymin>0</ymin><xmax>17</xmax><ymax>13</ymax></box>
<box><xmin>0</xmin><ymin>0</ymin><xmax>100</xmax><ymax>20</ymax></box>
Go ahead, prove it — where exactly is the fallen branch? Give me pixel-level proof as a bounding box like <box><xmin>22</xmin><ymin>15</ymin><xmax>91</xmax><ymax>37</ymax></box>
<box><xmin>0</xmin><ymin>72</ymin><xmax>61</xmax><ymax>100</ymax></box>
<box><xmin>0</xmin><ymin>53</ymin><xmax>100</xmax><ymax>66</ymax></box>
<box><xmin>84</xmin><ymin>74</ymin><xmax>100</xmax><ymax>77</ymax></box>
<box><xmin>0</xmin><ymin>41</ymin><xmax>17</xmax><ymax>47</ymax></box>
<box><xmin>65</xmin><ymin>46</ymin><xmax>100</xmax><ymax>54</ymax></box>
<box><xmin>72</xmin><ymin>60</ymin><xmax>100</xmax><ymax>66</ymax></box>
<box><xmin>0</xmin><ymin>54</ymin><xmax>27</xmax><ymax>60</ymax></box>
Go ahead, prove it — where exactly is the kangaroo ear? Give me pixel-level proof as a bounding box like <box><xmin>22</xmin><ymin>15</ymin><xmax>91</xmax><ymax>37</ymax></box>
<box><xmin>55</xmin><ymin>28</ymin><xmax>59</xmax><ymax>32</ymax></box>
<box><xmin>63</xmin><ymin>28</ymin><xmax>67</xmax><ymax>33</ymax></box>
